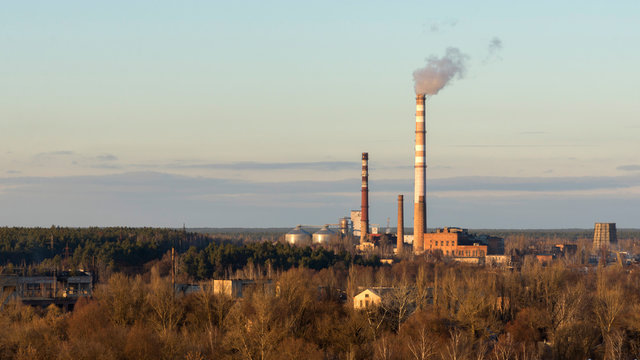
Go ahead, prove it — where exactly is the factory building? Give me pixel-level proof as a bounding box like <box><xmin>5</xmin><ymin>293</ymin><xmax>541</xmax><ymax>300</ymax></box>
<box><xmin>424</xmin><ymin>227</ymin><xmax>504</xmax><ymax>259</ymax></box>
<box><xmin>593</xmin><ymin>222</ymin><xmax>617</xmax><ymax>251</ymax></box>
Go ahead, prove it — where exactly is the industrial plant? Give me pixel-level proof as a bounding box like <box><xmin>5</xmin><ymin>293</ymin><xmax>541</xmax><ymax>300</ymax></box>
<box><xmin>284</xmin><ymin>92</ymin><xmax>506</xmax><ymax>263</ymax></box>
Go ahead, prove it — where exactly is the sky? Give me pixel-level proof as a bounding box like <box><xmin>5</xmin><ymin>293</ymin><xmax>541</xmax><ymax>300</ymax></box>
<box><xmin>1</xmin><ymin>0</ymin><xmax>639</xmax><ymax>228</ymax></box>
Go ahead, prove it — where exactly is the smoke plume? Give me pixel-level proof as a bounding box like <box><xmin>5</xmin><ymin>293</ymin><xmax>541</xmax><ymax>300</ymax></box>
<box><xmin>413</xmin><ymin>47</ymin><xmax>469</xmax><ymax>95</ymax></box>
<box><xmin>483</xmin><ymin>37</ymin><xmax>503</xmax><ymax>63</ymax></box>
<box><xmin>488</xmin><ymin>37</ymin><xmax>502</xmax><ymax>55</ymax></box>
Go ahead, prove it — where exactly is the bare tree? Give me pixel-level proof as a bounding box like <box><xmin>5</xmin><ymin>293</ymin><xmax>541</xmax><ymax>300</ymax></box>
<box><xmin>594</xmin><ymin>270</ymin><xmax>626</xmax><ymax>360</ymax></box>
<box><xmin>146</xmin><ymin>267</ymin><xmax>183</xmax><ymax>334</ymax></box>
<box><xmin>406</xmin><ymin>326</ymin><xmax>436</xmax><ymax>360</ymax></box>
<box><xmin>374</xmin><ymin>333</ymin><xmax>395</xmax><ymax>360</ymax></box>
<box><xmin>441</xmin><ymin>328</ymin><xmax>471</xmax><ymax>360</ymax></box>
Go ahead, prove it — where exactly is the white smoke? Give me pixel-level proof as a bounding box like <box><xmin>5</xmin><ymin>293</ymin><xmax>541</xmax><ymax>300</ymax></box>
<box><xmin>413</xmin><ymin>47</ymin><xmax>469</xmax><ymax>95</ymax></box>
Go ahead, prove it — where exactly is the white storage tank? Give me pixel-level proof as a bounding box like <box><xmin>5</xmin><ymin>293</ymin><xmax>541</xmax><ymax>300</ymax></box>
<box><xmin>285</xmin><ymin>225</ymin><xmax>312</xmax><ymax>246</ymax></box>
<box><xmin>313</xmin><ymin>225</ymin><xmax>335</xmax><ymax>245</ymax></box>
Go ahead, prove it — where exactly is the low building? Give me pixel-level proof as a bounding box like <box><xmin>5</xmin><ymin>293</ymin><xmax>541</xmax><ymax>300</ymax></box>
<box><xmin>353</xmin><ymin>287</ymin><xmax>394</xmax><ymax>310</ymax></box>
<box><xmin>176</xmin><ymin>279</ymin><xmax>273</xmax><ymax>299</ymax></box>
<box><xmin>486</xmin><ymin>255</ymin><xmax>511</xmax><ymax>266</ymax></box>
<box><xmin>356</xmin><ymin>242</ymin><xmax>375</xmax><ymax>252</ymax></box>
<box><xmin>536</xmin><ymin>254</ymin><xmax>554</xmax><ymax>265</ymax></box>
<box><xmin>0</xmin><ymin>270</ymin><xmax>92</xmax><ymax>310</ymax></box>
<box><xmin>212</xmin><ymin>279</ymin><xmax>248</xmax><ymax>298</ymax></box>
<box><xmin>552</xmin><ymin>244</ymin><xmax>578</xmax><ymax>258</ymax></box>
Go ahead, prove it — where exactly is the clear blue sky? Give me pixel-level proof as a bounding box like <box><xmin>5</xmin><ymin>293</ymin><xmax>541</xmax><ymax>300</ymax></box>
<box><xmin>1</xmin><ymin>1</ymin><xmax>639</xmax><ymax>228</ymax></box>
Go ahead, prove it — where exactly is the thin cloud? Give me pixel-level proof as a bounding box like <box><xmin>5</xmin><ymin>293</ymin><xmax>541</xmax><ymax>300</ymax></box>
<box><xmin>164</xmin><ymin>161</ymin><xmax>358</xmax><ymax>171</ymax></box>
<box><xmin>618</xmin><ymin>165</ymin><xmax>640</xmax><ymax>171</ymax></box>
<box><xmin>519</xmin><ymin>131</ymin><xmax>549</xmax><ymax>135</ymax></box>
<box><xmin>423</xmin><ymin>19</ymin><xmax>458</xmax><ymax>33</ymax></box>
<box><xmin>448</xmin><ymin>144</ymin><xmax>591</xmax><ymax>148</ymax></box>
<box><xmin>96</xmin><ymin>154</ymin><xmax>118</xmax><ymax>161</ymax></box>
<box><xmin>1</xmin><ymin>172</ymin><xmax>638</xmax><ymax>196</ymax></box>
<box><xmin>35</xmin><ymin>150</ymin><xmax>75</xmax><ymax>157</ymax></box>
<box><xmin>1</xmin><ymin>172</ymin><xmax>639</xmax><ymax>227</ymax></box>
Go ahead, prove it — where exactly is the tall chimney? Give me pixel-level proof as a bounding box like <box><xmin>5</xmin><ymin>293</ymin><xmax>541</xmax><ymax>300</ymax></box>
<box><xmin>360</xmin><ymin>152</ymin><xmax>369</xmax><ymax>243</ymax></box>
<box><xmin>414</xmin><ymin>94</ymin><xmax>426</xmax><ymax>253</ymax></box>
<box><xmin>414</xmin><ymin>195</ymin><xmax>425</xmax><ymax>253</ymax></box>
<box><xmin>397</xmin><ymin>195</ymin><xmax>404</xmax><ymax>253</ymax></box>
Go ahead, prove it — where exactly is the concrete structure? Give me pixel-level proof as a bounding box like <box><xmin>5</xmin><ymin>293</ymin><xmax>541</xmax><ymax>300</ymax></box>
<box><xmin>351</xmin><ymin>210</ymin><xmax>362</xmax><ymax>237</ymax></box>
<box><xmin>414</xmin><ymin>94</ymin><xmax>427</xmax><ymax>254</ymax></box>
<box><xmin>212</xmin><ymin>279</ymin><xmax>249</xmax><ymax>298</ymax></box>
<box><xmin>486</xmin><ymin>255</ymin><xmax>512</xmax><ymax>266</ymax></box>
<box><xmin>177</xmin><ymin>279</ymin><xmax>273</xmax><ymax>299</ymax></box>
<box><xmin>404</xmin><ymin>234</ymin><xmax>414</xmax><ymax>245</ymax></box>
<box><xmin>356</xmin><ymin>241</ymin><xmax>375</xmax><ymax>252</ymax></box>
<box><xmin>594</xmin><ymin>222</ymin><xmax>617</xmax><ymax>251</ymax></box>
<box><xmin>360</xmin><ymin>152</ymin><xmax>369</xmax><ymax>243</ymax></box>
<box><xmin>0</xmin><ymin>271</ymin><xmax>92</xmax><ymax>310</ymax></box>
<box><xmin>397</xmin><ymin>195</ymin><xmax>404</xmax><ymax>253</ymax></box>
<box><xmin>285</xmin><ymin>225</ymin><xmax>312</xmax><ymax>246</ymax></box>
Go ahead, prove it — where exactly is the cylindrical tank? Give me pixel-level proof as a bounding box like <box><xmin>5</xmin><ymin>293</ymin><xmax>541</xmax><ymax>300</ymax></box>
<box><xmin>313</xmin><ymin>225</ymin><xmax>334</xmax><ymax>245</ymax></box>
<box><xmin>339</xmin><ymin>217</ymin><xmax>349</xmax><ymax>235</ymax></box>
<box><xmin>285</xmin><ymin>225</ymin><xmax>311</xmax><ymax>246</ymax></box>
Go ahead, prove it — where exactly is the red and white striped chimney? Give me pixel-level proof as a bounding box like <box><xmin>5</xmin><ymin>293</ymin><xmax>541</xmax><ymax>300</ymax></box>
<box><xmin>414</xmin><ymin>94</ymin><xmax>426</xmax><ymax>253</ymax></box>
<box><xmin>360</xmin><ymin>153</ymin><xmax>369</xmax><ymax>243</ymax></box>
<box><xmin>360</xmin><ymin>152</ymin><xmax>369</xmax><ymax>243</ymax></box>
<box><xmin>397</xmin><ymin>194</ymin><xmax>404</xmax><ymax>253</ymax></box>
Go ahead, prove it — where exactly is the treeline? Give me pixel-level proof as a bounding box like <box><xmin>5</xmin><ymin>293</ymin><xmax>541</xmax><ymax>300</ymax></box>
<box><xmin>4</xmin><ymin>260</ymin><xmax>640</xmax><ymax>359</ymax></box>
<box><xmin>0</xmin><ymin>227</ymin><xmax>379</xmax><ymax>279</ymax></box>
<box><xmin>180</xmin><ymin>241</ymin><xmax>379</xmax><ymax>280</ymax></box>
<box><xmin>481</xmin><ymin>229</ymin><xmax>640</xmax><ymax>242</ymax></box>
<box><xmin>0</xmin><ymin>227</ymin><xmax>207</xmax><ymax>273</ymax></box>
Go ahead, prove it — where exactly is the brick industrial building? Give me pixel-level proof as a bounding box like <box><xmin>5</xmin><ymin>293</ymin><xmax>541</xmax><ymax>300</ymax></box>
<box><xmin>423</xmin><ymin>227</ymin><xmax>504</xmax><ymax>259</ymax></box>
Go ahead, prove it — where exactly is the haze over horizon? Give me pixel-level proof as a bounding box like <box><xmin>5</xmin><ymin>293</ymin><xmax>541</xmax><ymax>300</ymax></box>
<box><xmin>1</xmin><ymin>1</ymin><xmax>639</xmax><ymax>228</ymax></box>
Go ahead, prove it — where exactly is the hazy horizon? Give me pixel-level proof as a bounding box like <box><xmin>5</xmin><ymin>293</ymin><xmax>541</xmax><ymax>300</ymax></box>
<box><xmin>1</xmin><ymin>1</ymin><xmax>638</xmax><ymax>228</ymax></box>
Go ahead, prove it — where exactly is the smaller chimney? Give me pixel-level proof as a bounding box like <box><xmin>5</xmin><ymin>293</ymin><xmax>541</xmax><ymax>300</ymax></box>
<box><xmin>360</xmin><ymin>152</ymin><xmax>369</xmax><ymax>243</ymax></box>
<box><xmin>414</xmin><ymin>195</ymin><xmax>425</xmax><ymax>254</ymax></box>
<box><xmin>397</xmin><ymin>195</ymin><xmax>404</xmax><ymax>254</ymax></box>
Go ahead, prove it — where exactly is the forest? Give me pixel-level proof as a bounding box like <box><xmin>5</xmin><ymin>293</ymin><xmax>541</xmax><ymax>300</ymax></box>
<box><xmin>2</xmin><ymin>227</ymin><xmax>640</xmax><ymax>359</ymax></box>
<box><xmin>3</xmin><ymin>258</ymin><xmax>640</xmax><ymax>359</ymax></box>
